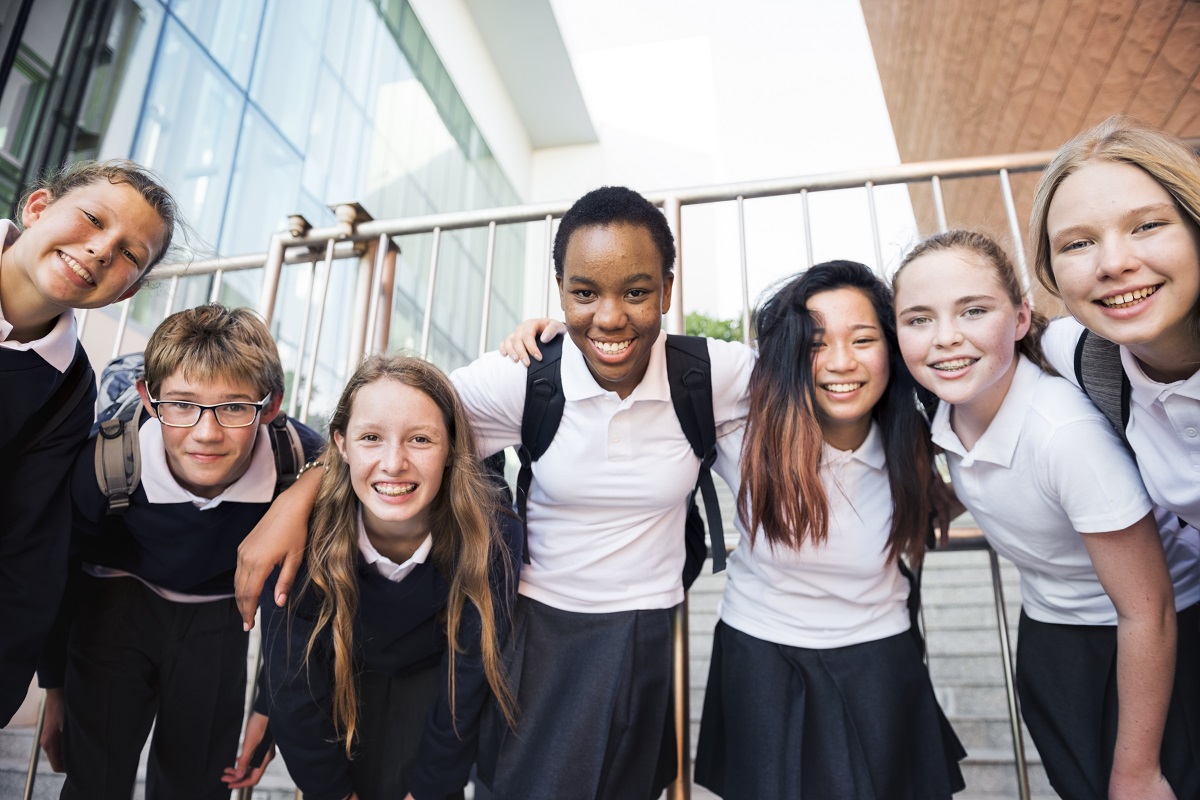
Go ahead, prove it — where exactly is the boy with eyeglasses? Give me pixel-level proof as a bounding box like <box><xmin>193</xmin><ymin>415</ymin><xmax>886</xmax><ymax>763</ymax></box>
<box><xmin>37</xmin><ymin>303</ymin><xmax>324</xmax><ymax>800</ymax></box>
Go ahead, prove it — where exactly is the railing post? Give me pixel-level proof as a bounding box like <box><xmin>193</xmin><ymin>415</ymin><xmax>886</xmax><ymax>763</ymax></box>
<box><xmin>930</xmin><ymin>175</ymin><xmax>948</xmax><ymax>233</ymax></box>
<box><xmin>663</xmin><ymin>196</ymin><xmax>684</xmax><ymax>335</ymax></box>
<box><xmin>988</xmin><ymin>548</ymin><xmax>1031</xmax><ymax>800</ymax></box>
<box><xmin>300</xmin><ymin>239</ymin><xmax>337</xmax><ymax>424</ymax></box>
<box><xmin>420</xmin><ymin>227</ymin><xmax>442</xmax><ymax>360</ymax></box>
<box><xmin>800</xmin><ymin>188</ymin><xmax>813</xmax><ymax>269</ymax></box>
<box><xmin>23</xmin><ymin>690</ymin><xmax>46</xmax><ymax>799</ymax></box>
<box><xmin>257</xmin><ymin>233</ymin><xmax>287</xmax><ymax>326</ymax></box>
<box><xmin>669</xmin><ymin>598</ymin><xmax>691</xmax><ymax>800</ymax></box>
<box><xmin>478</xmin><ymin>221</ymin><xmax>498</xmax><ymax>358</ymax></box>
<box><xmin>998</xmin><ymin>168</ymin><xmax>1033</xmax><ymax>302</ymax></box>
<box><xmin>542</xmin><ymin>214</ymin><xmax>555</xmax><ymax>317</ymax></box>
<box><xmin>736</xmin><ymin>196</ymin><xmax>751</xmax><ymax>345</ymax></box>
<box><xmin>109</xmin><ymin>297</ymin><xmax>133</xmax><ymax>359</ymax></box>
<box><xmin>865</xmin><ymin>180</ymin><xmax>883</xmax><ymax>272</ymax></box>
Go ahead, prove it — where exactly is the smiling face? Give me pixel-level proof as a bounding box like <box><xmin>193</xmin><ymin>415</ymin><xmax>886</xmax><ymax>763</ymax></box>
<box><xmin>11</xmin><ymin>181</ymin><xmax>167</xmax><ymax>317</ymax></box>
<box><xmin>808</xmin><ymin>287</ymin><xmax>889</xmax><ymax>451</ymax></box>
<box><xmin>895</xmin><ymin>249</ymin><xmax>1031</xmax><ymax>431</ymax></box>
<box><xmin>1046</xmin><ymin>160</ymin><xmax>1200</xmax><ymax>375</ymax></box>
<box><xmin>334</xmin><ymin>379</ymin><xmax>450</xmax><ymax>545</ymax></box>
<box><xmin>557</xmin><ymin>222</ymin><xmax>674</xmax><ymax>399</ymax></box>
<box><xmin>139</xmin><ymin>370</ymin><xmax>280</xmax><ymax>499</ymax></box>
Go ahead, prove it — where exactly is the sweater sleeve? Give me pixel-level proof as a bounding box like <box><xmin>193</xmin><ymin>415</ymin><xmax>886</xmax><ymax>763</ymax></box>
<box><xmin>0</xmin><ymin>372</ymin><xmax>94</xmax><ymax>724</ymax></box>
<box><xmin>259</xmin><ymin>567</ymin><xmax>355</xmax><ymax>800</ymax></box>
<box><xmin>409</xmin><ymin>509</ymin><xmax>523</xmax><ymax>799</ymax></box>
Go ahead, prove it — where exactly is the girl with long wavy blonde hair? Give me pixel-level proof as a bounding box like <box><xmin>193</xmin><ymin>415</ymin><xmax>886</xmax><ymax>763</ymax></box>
<box><xmin>255</xmin><ymin>354</ymin><xmax>519</xmax><ymax>800</ymax></box>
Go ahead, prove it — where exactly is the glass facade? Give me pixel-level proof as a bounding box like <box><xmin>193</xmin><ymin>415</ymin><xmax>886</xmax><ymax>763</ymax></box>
<box><xmin>1</xmin><ymin>0</ymin><xmax>526</xmax><ymax>425</ymax></box>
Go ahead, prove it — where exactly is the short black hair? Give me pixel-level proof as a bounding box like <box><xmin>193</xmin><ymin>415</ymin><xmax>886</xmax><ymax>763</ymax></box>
<box><xmin>553</xmin><ymin>186</ymin><xmax>676</xmax><ymax>278</ymax></box>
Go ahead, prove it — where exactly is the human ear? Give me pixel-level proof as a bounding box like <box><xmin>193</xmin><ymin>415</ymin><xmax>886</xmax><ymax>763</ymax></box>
<box><xmin>661</xmin><ymin>272</ymin><xmax>675</xmax><ymax>314</ymax></box>
<box><xmin>333</xmin><ymin>431</ymin><xmax>347</xmax><ymax>461</ymax></box>
<box><xmin>556</xmin><ymin>273</ymin><xmax>566</xmax><ymax>311</ymax></box>
<box><xmin>136</xmin><ymin>379</ymin><xmax>156</xmax><ymax>418</ymax></box>
<box><xmin>1014</xmin><ymin>298</ymin><xmax>1032</xmax><ymax>342</ymax></box>
<box><xmin>259</xmin><ymin>392</ymin><xmax>284</xmax><ymax>426</ymax></box>
<box><xmin>21</xmin><ymin>189</ymin><xmax>54</xmax><ymax>227</ymax></box>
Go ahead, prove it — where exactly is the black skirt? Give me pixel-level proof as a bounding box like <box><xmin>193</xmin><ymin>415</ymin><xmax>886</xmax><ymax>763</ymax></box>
<box><xmin>476</xmin><ymin>596</ymin><xmax>675</xmax><ymax>800</ymax></box>
<box><xmin>350</xmin><ymin>664</ymin><xmax>465</xmax><ymax>800</ymax></box>
<box><xmin>695</xmin><ymin>620</ymin><xmax>966</xmax><ymax>800</ymax></box>
<box><xmin>1015</xmin><ymin>602</ymin><xmax>1200</xmax><ymax>800</ymax></box>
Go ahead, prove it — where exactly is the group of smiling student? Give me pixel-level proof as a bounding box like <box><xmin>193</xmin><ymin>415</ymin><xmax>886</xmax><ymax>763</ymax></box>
<box><xmin>0</xmin><ymin>113</ymin><xmax>1197</xmax><ymax>800</ymax></box>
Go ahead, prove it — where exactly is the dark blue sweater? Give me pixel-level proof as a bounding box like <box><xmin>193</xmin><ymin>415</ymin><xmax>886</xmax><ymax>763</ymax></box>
<box><xmin>0</xmin><ymin>342</ymin><xmax>95</xmax><ymax>724</ymax></box>
<box><xmin>37</xmin><ymin>414</ymin><xmax>324</xmax><ymax>687</ymax></box>
<box><xmin>257</xmin><ymin>508</ymin><xmax>522</xmax><ymax>800</ymax></box>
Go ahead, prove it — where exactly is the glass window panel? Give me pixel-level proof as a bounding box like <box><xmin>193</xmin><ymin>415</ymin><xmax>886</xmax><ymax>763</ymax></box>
<box><xmin>171</xmin><ymin>0</ymin><xmax>264</xmax><ymax>86</ymax></box>
<box><xmin>95</xmin><ymin>0</ymin><xmax>166</xmax><ymax>160</ymax></box>
<box><xmin>342</xmin><ymin>1</ymin><xmax>376</xmax><ymax>110</ymax></box>
<box><xmin>0</xmin><ymin>66</ymin><xmax>38</xmax><ymax>162</ymax></box>
<box><xmin>249</xmin><ymin>0</ymin><xmax>326</xmax><ymax>150</ymax></box>
<box><xmin>301</xmin><ymin>66</ymin><xmax>340</xmax><ymax>200</ymax></box>
<box><xmin>326</xmin><ymin>92</ymin><xmax>366</xmax><ymax>204</ymax></box>
<box><xmin>220</xmin><ymin>107</ymin><xmax>302</xmax><ymax>256</ymax></box>
<box><xmin>133</xmin><ymin>19</ymin><xmax>242</xmax><ymax>248</ymax></box>
<box><xmin>321</xmin><ymin>0</ymin><xmax>354</xmax><ymax>77</ymax></box>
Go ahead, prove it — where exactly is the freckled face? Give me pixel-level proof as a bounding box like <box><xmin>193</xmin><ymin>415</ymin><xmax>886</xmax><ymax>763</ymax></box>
<box><xmin>13</xmin><ymin>181</ymin><xmax>167</xmax><ymax>313</ymax></box>
<box><xmin>895</xmin><ymin>250</ymin><xmax>1030</xmax><ymax>422</ymax></box>
<box><xmin>334</xmin><ymin>380</ymin><xmax>450</xmax><ymax>542</ymax></box>
<box><xmin>808</xmin><ymin>288</ymin><xmax>889</xmax><ymax>452</ymax></box>
<box><xmin>1046</xmin><ymin>160</ymin><xmax>1200</xmax><ymax>361</ymax></box>
<box><xmin>557</xmin><ymin>222</ymin><xmax>674</xmax><ymax>399</ymax></box>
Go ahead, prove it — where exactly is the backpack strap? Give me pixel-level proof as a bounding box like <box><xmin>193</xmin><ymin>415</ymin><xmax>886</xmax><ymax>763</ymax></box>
<box><xmin>516</xmin><ymin>336</ymin><xmax>566</xmax><ymax>564</ymax></box>
<box><xmin>95</xmin><ymin>402</ymin><xmax>145</xmax><ymax>514</ymax></box>
<box><xmin>665</xmin><ymin>334</ymin><xmax>726</xmax><ymax>573</ymax></box>
<box><xmin>17</xmin><ymin>353</ymin><xmax>94</xmax><ymax>457</ymax></box>
<box><xmin>1073</xmin><ymin>328</ymin><xmax>1132</xmax><ymax>448</ymax></box>
<box><xmin>266</xmin><ymin>415</ymin><xmax>306</xmax><ymax>496</ymax></box>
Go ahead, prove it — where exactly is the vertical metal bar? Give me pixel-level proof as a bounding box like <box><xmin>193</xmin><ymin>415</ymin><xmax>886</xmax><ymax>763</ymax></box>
<box><xmin>209</xmin><ymin>269</ymin><xmax>226</xmax><ymax>303</ymax></box>
<box><xmin>865</xmin><ymin>180</ymin><xmax>884</xmax><ymax>272</ymax></box>
<box><xmin>542</xmin><ymin>214</ymin><xmax>554</xmax><ymax>317</ymax></box>
<box><xmin>257</xmin><ymin>233</ymin><xmax>287</xmax><ymax>326</ymax></box>
<box><xmin>75</xmin><ymin>308</ymin><xmax>89</xmax><ymax>338</ymax></box>
<box><xmin>989</xmin><ymin>548</ymin><xmax>1031</xmax><ymax>800</ymax></box>
<box><xmin>998</xmin><ymin>169</ymin><xmax>1033</xmax><ymax>302</ymax></box>
<box><xmin>235</xmin><ymin>629</ymin><xmax>264</xmax><ymax>800</ymax></box>
<box><xmin>300</xmin><ymin>239</ymin><xmax>337</xmax><ymax>424</ymax></box>
<box><xmin>364</xmin><ymin>234</ymin><xmax>389</xmax><ymax>356</ymax></box>
<box><xmin>346</xmin><ymin>250</ymin><xmax>373</xmax><ymax>369</ymax></box>
<box><xmin>419</xmin><ymin>228</ymin><xmax>442</xmax><ymax>359</ymax></box>
<box><xmin>663</xmin><ymin>196</ymin><xmax>684</xmax><ymax>335</ymax></box>
<box><xmin>163</xmin><ymin>275</ymin><xmax>180</xmax><ymax>316</ymax></box>
<box><xmin>23</xmin><ymin>691</ymin><xmax>46</xmax><ymax>800</ymax></box>
<box><xmin>931</xmin><ymin>176</ymin><xmax>948</xmax><ymax>233</ymax></box>
<box><xmin>668</xmin><ymin>599</ymin><xmax>691</xmax><ymax>800</ymax></box>
<box><xmin>373</xmin><ymin>244</ymin><xmax>397</xmax><ymax>354</ymax></box>
<box><xmin>287</xmin><ymin>259</ymin><xmax>319</xmax><ymax>419</ymax></box>
<box><xmin>109</xmin><ymin>297</ymin><xmax>133</xmax><ymax>359</ymax></box>
<box><xmin>800</xmin><ymin>189</ymin><xmax>814</xmax><ymax>268</ymax></box>
<box><xmin>478</xmin><ymin>221</ymin><xmax>498</xmax><ymax>358</ymax></box>
<box><xmin>736</xmin><ymin>196</ymin><xmax>751</xmax><ymax>345</ymax></box>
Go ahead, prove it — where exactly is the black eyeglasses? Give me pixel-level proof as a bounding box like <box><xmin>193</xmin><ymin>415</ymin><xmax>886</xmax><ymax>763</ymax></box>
<box><xmin>146</xmin><ymin>392</ymin><xmax>272</xmax><ymax>428</ymax></box>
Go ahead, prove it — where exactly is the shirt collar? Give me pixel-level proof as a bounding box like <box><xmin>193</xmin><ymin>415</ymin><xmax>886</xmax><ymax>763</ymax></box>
<box><xmin>0</xmin><ymin>220</ymin><xmax>79</xmax><ymax>372</ymax></box>
<box><xmin>139</xmin><ymin>417</ymin><xmax>278</xmax><ymax>509</ymax></box>
<box><xmin>561</xmin><ymin>329</ymin><xmax>671</xmax><ymax>402</ymax></box>
<box><xmin>356</xmin><ymin>508</ymin><xmax>432</xmax><ymax>583</ymax></box>
<box><xmin>822</xmin><ymin>421</ymin><xmax>886</xmax><ymax>470</ymax></box>
<box><xmin>930</xmin><ymin>355</ymin><xmax>1038</xmax><ymax>467</ymax></box>
<box><xmin>1121</xmin><ymin>345</ymin><xmax>1200</xmax><ymax>407</ymax></box>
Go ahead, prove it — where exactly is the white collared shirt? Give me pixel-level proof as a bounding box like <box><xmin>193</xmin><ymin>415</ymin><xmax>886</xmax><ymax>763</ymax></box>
<box><xmin>357</xmin><ymin>509</ymin><xmax>432</xmax><ymax>583</ymax></box>
<box><xmin>932</xmin><ymin>355</ymin><xmax>1199</xmax><ymax>625</ymax></box>
<box><xmin>138</xmin><ymin>417</ymin><xmax>277</xmax><ymax>509</ymax></box>
<box><xmin>452</xmin><ymin>332</ymin><xmax>753</xmax><ymax>613</ymax></box>
<box><xmin>715</xmin><ymin>422</ymin><xmax>912</xmax><ymax>649</ymax></box>
<box><xmin>0</xmin><ymin>219</ymin><xmax>80</xmax><ymax>372</ymax></box>
<box><xmin>1044</xmin><ymin>316</ymin><xmax>1200</xmax><ymax>529</ymax></box>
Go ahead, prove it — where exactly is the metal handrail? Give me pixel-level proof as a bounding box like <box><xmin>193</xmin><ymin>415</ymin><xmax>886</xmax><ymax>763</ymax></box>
<box><xmin>29</xmin><ymin>142</ymin><xmax>1129</xmax><ymax>796</ymax></box>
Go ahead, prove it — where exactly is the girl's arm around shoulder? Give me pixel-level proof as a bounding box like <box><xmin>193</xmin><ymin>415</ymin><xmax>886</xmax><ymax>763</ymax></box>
<box><xmin>1080</xmin><ymin>513</ymin><xmax>1177</xmax><ymax>800</ymax></box>
<box><xmin>705</xmin><ymin>338</ymin><xmax>755</xmax><ymax>424</ymax></box>
<box><xmin>449</xmin><ymin>352</ymin><xmax>528</xmax><ymax>455</ymax></box>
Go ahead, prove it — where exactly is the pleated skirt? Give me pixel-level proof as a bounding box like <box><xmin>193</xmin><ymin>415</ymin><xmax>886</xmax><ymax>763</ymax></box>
<box><xmin>476</xmin><ymin>595</ymin><xmax>676</xmax><ymax>800</ymax></box>
<box><xmin>695</xmin><ymin>620</ymin><xmax>966</xmax><ymax>800</ymax></box>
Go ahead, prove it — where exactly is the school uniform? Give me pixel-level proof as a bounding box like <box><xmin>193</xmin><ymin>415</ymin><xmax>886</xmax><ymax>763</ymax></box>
<box><xmin>451</xmin><ymin>332</ymin><xmax>753</xmax><ymax>800</ymax></box>
<box><xmin>38</xmin><ymin>413</ymin><xmax>323</xmax><ymax>800</ymax></box>
<box><xmin>1043</xmin><ymin>316</ymin><xmax>1200</xmax><ymax>530</ymax></box>
<box><xmin>694</xmin><ymin>422</ymin><xmax>966</xmax><ymax>800</ymax></box>
<box><xmin>256</xmin><ymin>507</ymin><xmax>522</xmax><ymax>800</ymax></box>
<box><xmin>931</xmin><ymin>355</ymin><xmax>1200</xmax><ymax>800</ymax></box>
<box><xmin>0</xmin><ymin>218</ymin><xmax>96</xmax><ymax>726</ymax></box>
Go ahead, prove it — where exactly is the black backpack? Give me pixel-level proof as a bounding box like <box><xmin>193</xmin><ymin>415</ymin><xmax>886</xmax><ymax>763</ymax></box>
<box><xmin>506</xmin><ymin>334</ymin><xmax>725</xmax><ymax>590</ymax></box>
<box><xmin>1073</xmin><ymin>329</ymin><xmax>1132</xmax><ymax>450</ymax></box>
<box><xmin>92</xmin><ymin>353</ymin><xmax>308</xmax><ymax>513</ymax></box>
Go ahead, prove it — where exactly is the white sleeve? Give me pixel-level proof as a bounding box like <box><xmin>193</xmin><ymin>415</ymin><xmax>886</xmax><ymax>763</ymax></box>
<box><xmin>1044</xmin><ymin>415</ymin><xmax>1152</xmax><ymax>534</ymax></box>
<box><xmin>1042</xmin><ymin>316</ymin><xmax>1087</xmax><ymax>388</ymax></box>
<box><xmin>705</xmin><ymin>338</ymin><xmax>754</xmax><ymax>425</ymax></box>
<box><xmin>449</xmin><ymin>352</ymin><xmax>527</xmax><ymax>456</ymax></box>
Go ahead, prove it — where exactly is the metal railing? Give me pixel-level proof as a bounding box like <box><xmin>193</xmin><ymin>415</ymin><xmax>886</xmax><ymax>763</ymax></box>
<box><xmin>23</xmin><ymin>143</ymin><xmax>1122</xmax><ymax>798</ymax></box>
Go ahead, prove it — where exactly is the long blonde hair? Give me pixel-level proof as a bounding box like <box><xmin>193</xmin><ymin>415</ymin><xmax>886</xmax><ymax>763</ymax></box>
<box><xmin>298</xmin><ymin>354</ymin><xmax>516</xmax><ymax>754</ymax></box>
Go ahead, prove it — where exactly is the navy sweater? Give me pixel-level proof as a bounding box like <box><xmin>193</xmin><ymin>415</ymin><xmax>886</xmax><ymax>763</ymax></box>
<box><xmin>257</xmin><ymin>508</ymin><xmax>522</xmax><ymax>800</ymax></box>
<box><xmin>0</xmin><ymin>342</ymin><xmax>95</xmax><ymax>724</ymax></box>
<box><xmin>37</xmin><ymin>414</ymin><xmax>324</xmax><ymax>687</ymax></box>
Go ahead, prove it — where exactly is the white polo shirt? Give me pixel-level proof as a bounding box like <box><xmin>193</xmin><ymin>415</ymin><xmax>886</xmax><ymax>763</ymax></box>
<box><xmin>1044</xmin><ymin>316</ymin><xmax>1200</xmax><ymax>529</ymax></box>
<box><xmin>932</xmin><ymin>355</ymin><xmax>1199</xmax><ymax>625</ymax></box>
<box><xmin>714</xmin><ymin>422</ymin><xmax>912</xmax><ymax>649</ymax></box>
<box><xmin>451</xmin><ymin>332</ymin><xmax>753</xmax><ymax>613</ymax></box>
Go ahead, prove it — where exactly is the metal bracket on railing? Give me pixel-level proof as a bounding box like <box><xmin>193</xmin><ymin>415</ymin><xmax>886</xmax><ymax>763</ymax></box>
<box><xmin>329</xmin><ymin>202</ymin><xmax>373</xmax><ymax>256</ymax></box>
